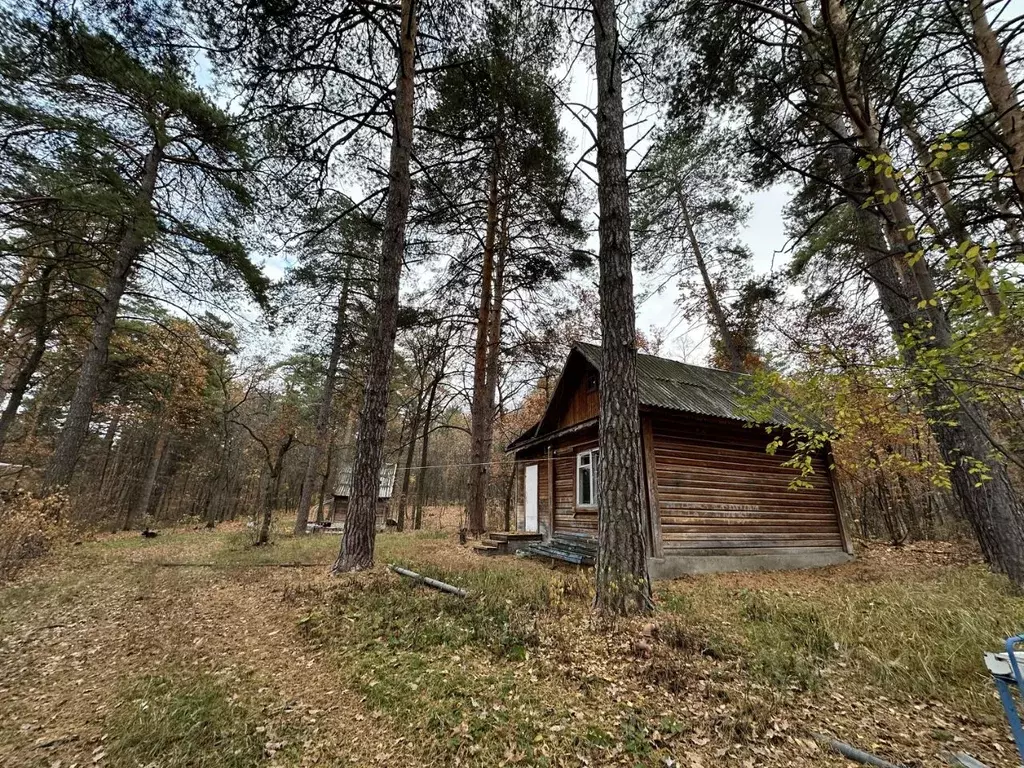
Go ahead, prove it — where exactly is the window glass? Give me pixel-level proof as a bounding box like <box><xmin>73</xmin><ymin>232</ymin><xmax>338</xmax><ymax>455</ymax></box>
<box><xmin>576</xmin><ymin>449</ymin><xmax>598</xmax><ymax>507</ymax></box>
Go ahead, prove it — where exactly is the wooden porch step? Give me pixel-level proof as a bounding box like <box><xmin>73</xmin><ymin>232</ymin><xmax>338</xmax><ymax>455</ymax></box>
<box><xmin>519</xmin><ymin>532</ymin><xmax>598</xmax><ymax>566</ymax></box>
<box><xmin>488</xmin><ymin>531</ymin><xmax>543</xmax><ymax>543</ymax></box>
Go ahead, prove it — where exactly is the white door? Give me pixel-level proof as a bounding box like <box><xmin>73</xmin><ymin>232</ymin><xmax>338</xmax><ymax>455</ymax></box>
<box><xmin>524</xmin><ymin>464</ymin><xmax>539</xmax><ymax>532</ymax></box>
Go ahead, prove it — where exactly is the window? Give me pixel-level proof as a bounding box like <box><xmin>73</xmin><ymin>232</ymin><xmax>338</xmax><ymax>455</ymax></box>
<box><xmin>576</xmin><ymin>449</ymin><xmax>599</xmax><ymax>508</ymax></box>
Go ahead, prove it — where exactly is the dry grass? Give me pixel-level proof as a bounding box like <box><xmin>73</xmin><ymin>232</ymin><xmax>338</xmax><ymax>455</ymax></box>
<box><xmin>0</xmin><ymin>524</ymin><xmax>1021</xmax><ymax>767</ymax></box>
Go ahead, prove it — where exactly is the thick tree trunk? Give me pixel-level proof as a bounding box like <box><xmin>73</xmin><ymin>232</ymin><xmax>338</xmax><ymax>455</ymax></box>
<box><xmin>413</xmin><ymin>375</ymin><xmax>439</xmax><ymax>530</ymax></box>
<box><xmin>332</xmin><ymin>0</ymin><xmax>417</xmax><ymax>572</ymax></box>
<box><xmin>860</xmin><ymin>223</ymin><xmax>1024</xmax><ymax>580</ymax></box>
<box><xmin>466</xmin><ymin>155</ymin><xmax>501</xmax><ymax>536</ymax></box>
<box><xmin>128</xmin><ymin>429</ymin><xmax>167</xmax><ymax>530</ymax></box>
<box><xmin>43</xmin><ymin>143</ymin><xmax>162</xmax><ymax>492</ymax></box>
<box><xmin>295</xmin><ymin>270</ymin><xmax>350</xmax><ymax>533</ymax></box>
<box><xmin>591</xmin><ymin>0</ymin><xmax>653</xmax><ymax>616</ymax></box>
<box><xmin>968</xmin><ymin>0</ymin><xmax>1024</xmax><ymax>206</ymax></box>
<box><xmin>677</xmin><ymin>192</ymin><xmax>744</xmax><ymax>372</ymax></box>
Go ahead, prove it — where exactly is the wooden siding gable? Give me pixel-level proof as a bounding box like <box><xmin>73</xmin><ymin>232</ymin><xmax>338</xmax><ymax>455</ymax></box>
<box><xmin>536</xmin><ymin>349</ymin><xmax>599</xmax><ymax>435</ymax></box>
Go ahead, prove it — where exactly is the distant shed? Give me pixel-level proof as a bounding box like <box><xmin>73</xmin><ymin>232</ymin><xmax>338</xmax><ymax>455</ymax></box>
<box><xmin>331</xmin><ymin>463</ymin><xmax>398</xmax><ymax>527</ymax></box>
<box><xmin>506</xmin><ymin>342</ymin><xmax>853</xmax><ymax>578</ymax></box>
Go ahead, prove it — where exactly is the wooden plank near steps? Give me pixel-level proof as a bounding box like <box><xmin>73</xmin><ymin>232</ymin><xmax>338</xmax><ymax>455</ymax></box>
<box><xmin>489</xmin><ymin>532</ymin><xmax>543</xmax><ymax>542</ymax></box>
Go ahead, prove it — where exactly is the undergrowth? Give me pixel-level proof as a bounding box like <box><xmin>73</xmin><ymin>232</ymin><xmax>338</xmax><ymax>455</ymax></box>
<box><xmin>659</xmin><ymin>563</ymin><xmax>1024</xmax><ymax>714</ymax></box>
<box><xmin>299</xmin><ymin>559</ymin><xmax>602</xmax><ymax>764</ymax></box>
<box><xmin>105</xmin><ymin>672</ymin><xmax>288</xmax><ymax>768</ymax></box>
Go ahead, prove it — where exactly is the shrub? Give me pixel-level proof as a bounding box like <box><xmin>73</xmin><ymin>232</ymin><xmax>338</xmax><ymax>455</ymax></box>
<box><xmin>0</xmin><ymin>488</ymin><xmax>69</xmax><ymax>582</ymax></box>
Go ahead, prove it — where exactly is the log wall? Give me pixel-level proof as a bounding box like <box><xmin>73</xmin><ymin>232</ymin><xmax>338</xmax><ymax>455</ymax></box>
<box><xmin>556</xmin><ymin>375</ymin><xmax>599</xmax><ymax>429</ymax></box>
<box><xmin>651</xmin><ymin>412</ymin><xmax>842</xmax><ymax>552</ymax></box>
<box><xmin>513</xmin><ymin>409</ymin><xmax>844</xmax><ymax>555</ymax></box>
<box><xmin>552</xmin><ymin>436</ymin><xmax>599</xmax><ymax>536</ymax></box>
<box><xmin>331</xmin><ymin>497</ymin><xmax>390</xmax><ymax>525</ymax></box>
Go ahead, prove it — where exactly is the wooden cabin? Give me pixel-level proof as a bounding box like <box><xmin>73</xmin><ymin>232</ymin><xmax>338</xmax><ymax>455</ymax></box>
<box><xmin>506</xmin><ymin>343</ymin><xmax>853</xmax><ymax>578</ymax></box>
<box><xmin>331</xmin><ymin>463</ymin><xmax>398</xmax><ymax>528</ymax></box>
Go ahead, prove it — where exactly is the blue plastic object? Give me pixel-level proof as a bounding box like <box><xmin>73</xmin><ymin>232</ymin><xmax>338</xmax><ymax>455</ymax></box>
<box><xmin>991</xmin><ymin>635</ymin><xmax>1024</xmax><ymax>764</ymax></box>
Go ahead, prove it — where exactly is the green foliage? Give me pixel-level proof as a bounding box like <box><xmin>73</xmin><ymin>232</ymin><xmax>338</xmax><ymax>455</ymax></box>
<box><xmin>0</xmin><ymin>3</ymin><xmax>267</xmax><ymax>310</ymax></box>
<box><xmin>421</xmin><ymin>0</ymin><xmax>587</xmax><ymax>291</ymax></box>
<box><xmin>632</xmin><ymin>126</ymin><xmax>761</xmax><ymax>369</ymax></box>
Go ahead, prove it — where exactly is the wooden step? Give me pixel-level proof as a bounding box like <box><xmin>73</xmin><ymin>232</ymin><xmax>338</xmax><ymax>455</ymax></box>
<box><xmin>488</xmin><ymin>531</ymin><xmax>543</xmax><ymax>543</ymax></box>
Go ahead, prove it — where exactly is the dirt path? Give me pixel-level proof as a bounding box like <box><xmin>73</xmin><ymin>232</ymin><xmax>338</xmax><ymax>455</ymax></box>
<box><xmin>0</xmin><ymin>532</ymin><xmax>422</xmax><ymax>768</ymax></box>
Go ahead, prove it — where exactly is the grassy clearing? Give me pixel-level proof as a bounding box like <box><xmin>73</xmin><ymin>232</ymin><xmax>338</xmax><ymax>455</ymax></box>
<box><xmin>106</xmin><ymin>672</ymin><xmax>290</xmax><ymax>768</ymax></box>
<box><xmin>2</xmin><ymin>525</ymin><xmax>1020</xmax><ymax>767</ymax></box>
<box><xmin>296</xmin><ymin>563</ymin><xmax>600</xmax><ymax>765</ymax></box>
<box><xmin>658</xmin><ymin>561</ymin><xmax>1024</xmax><ymax>714</ymax></box>
<box><xmin>288</xmin><ymin>534</ymin><xmax>1021</xmax><ymax>765</ymax></box>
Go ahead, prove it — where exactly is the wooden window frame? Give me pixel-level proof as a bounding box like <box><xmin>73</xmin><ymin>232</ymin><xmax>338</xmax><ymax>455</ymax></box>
<box><xmin>575</xmin><ymin>448</ymin><xmax>599</xmax><ymax>509</ymax></box>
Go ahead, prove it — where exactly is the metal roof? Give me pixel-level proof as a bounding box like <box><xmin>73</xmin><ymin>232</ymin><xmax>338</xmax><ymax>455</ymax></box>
<box><xmin>573</xmin><ymin>342</ymin><xmax>805</xmax><ymax>427</ymax></box>
<box><xmin>333</xmin><ymin>463</ymin><xmax>398</xmax><ymax>499</ymax></box>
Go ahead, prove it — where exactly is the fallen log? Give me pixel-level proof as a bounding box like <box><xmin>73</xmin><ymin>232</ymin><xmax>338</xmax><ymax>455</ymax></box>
<box><xmin>389</xmin><ymin>565</ymin><xmax>467</xmax><ymax>597</ymax></box>
<box><xmin>811</xmin><ymin>733</ymin><xmax>906</xmax><ymax>768</ymax></box>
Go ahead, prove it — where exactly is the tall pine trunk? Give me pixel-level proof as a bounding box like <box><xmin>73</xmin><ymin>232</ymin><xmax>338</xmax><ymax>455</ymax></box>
<box><xmin>332</xmin><ymin>0</ymin><xmax>417</xmax><ymax>572</ymax></box>
<box><xmin>968</xmin><ymin>0</ymin><xmax>1024</xmax><ymax>206</ymax></box>
<box><xmin>295</xmin><ymin>269</ymin><xmax>350</xmax><ymax>533</ymax></box>
<box><xmin>466</xmin><ymin>155</ymin><xmax>501</xmax><ymax>535</ymax></box>
<box><xmin>43</xmin><ymin>142</ymin><xmax>162</xmax><ymax>492</ymax></box>
<box><xmin>677</xmin><ymin>191</ymin><xmax>744</xmax><ymax>372</ymax></box>
<box><xmin>413</xmin><ymin>374</ymin><xmax>439</xmax><ymax>530</ymax></box>
<box><xmin>591</xmin><ymin>0</ymin><xmax>653</xmax><ymax>616</ymax></box>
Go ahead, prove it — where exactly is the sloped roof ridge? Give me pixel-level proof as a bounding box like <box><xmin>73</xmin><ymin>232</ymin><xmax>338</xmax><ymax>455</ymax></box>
<box><xmin>574</xmin><ymin>341</ymin><xmax>748</xmax><ymax>381</ymax></box>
